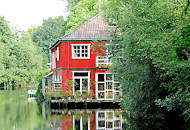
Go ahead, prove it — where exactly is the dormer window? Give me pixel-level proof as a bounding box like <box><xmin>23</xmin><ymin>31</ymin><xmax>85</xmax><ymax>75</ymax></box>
<box><xmin>72</xmin><ymin>44</ymin><xmax>90</xmax><ymax>59</ymax></box>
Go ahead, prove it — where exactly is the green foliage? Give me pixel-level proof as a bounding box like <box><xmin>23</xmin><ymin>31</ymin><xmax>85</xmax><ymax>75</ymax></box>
<box><xmin>11</xmin><ymin>32</ymin><xmax>44</xmax><ymax>85</ymax></box>
<box><xmin>36</xmin><ymin>69</ymin><xmax>50</xmax><ymax>101</ymax></box>
<box><xmin>0</xmin><ymin>17</ymin><xmax>13</xmax><ymax>43</ymax></box>
<box><xmin>65</xmin><ymin>0</ymin><xmax>99</xmax><ymax>34</ymax></box>
<box><xmin>64</xmin><ymin>0</ymin><xmax>81</xmax><ymax>11</ymax></box>
<box><xmin>0</xmin><ymin>17</ymin><xmax>14</xmax><ymax>88</ymax></box>
<box><xmin>172</xmin><ymin>25</ymin><xmax>190</xmax><ymax>60</ymax></box>
<box><xmin>0</xmin><ymin>16</ymin><xmax>45</xmax><ymax>89</ymax></box>
<box><xmin>32</xmin><ymin>16</ymin><xmax>67</xmax><ymax>61</ymax></box>
<box><xmin>104</xmin><ymin>0</ymin><xmax>190</xmax><ymax>122</ymax></box>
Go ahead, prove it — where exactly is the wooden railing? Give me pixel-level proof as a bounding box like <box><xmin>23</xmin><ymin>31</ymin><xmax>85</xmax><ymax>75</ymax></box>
<box><xmin>96</xmin><ymin>56</ymin><xmax>112</xmax><ymax>68</ymax></box>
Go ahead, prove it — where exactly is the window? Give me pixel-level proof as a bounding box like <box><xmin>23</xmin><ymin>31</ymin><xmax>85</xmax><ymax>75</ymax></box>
<box><xmin>72</xmin><ymin>44</ymin><xmax>90</xmax><ymax>59</ymax></box>
<box><xmin>51</xmin><ymin>52</ymin><xmax>56</xmax><ymax>69</ymax></box>
<box><xmin>57</xmin><ymin>72</ymin><xmax>59</xmax><ymax>81</ymax></box>
<box><xmin>57</xmin><ymin>47</ymin><xmax>59</xmax><ymax>61</ymax></box>
<box><xmin>52</xmin><ymin>74</ymin><xmax>56</xmax><ymax>82</ymax></box>
<box><xmin>60</xmin><ymin>71</ymin><xmax>62</xmax><ymax>82</ymax></box>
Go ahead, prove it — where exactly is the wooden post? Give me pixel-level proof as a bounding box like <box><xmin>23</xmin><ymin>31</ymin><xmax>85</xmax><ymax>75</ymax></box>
<box><xmin>42</xmin><ymin>102</ymin><xmax>46</xmax><ymax>120</ymax></box>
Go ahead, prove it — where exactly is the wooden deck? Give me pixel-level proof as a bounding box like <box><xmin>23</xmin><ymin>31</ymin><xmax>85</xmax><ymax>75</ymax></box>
<box><xmin>49</xmin><ymin>99</ymin><xmax>122</xmax><ymax>109</ymax></box>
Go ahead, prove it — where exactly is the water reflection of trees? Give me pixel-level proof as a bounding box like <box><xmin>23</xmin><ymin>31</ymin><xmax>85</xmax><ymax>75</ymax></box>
<box><xmin>47</xmin><ymin>107</ymin><xmax>190</xmax><ymax>130</ymax></box>
<box><xmin>0</xmin><ymin>89</ymin><xmax>50</xmax><ymax>130</ymax></box>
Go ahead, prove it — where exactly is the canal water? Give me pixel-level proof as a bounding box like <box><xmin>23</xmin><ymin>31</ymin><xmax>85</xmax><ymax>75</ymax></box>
<box><xmin>1</xmin><ymin>89</ymin><xmax>187</xmax><ymax>130</ymax></box>
<box><xmin>0</xmin><ymin>89</ymin><xmax>127</xmax><ymax>130</ymax></box>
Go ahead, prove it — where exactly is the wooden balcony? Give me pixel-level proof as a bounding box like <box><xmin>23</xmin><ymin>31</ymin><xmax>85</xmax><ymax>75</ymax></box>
<box><xmin>96</xmin><ymin>56</ymin><xmax>112</xmax><ymax>68</ymax></box>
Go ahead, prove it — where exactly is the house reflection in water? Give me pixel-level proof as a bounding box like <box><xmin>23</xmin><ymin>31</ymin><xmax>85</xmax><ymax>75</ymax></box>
<box><xmin>49</xmin><ymin>109</ymin><xmax>125</xmax><ymax>130</ymax></box>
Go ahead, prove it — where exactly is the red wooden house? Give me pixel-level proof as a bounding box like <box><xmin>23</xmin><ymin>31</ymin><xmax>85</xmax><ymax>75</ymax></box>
<box><xmin>48</xmin><ymin>13</ymin><xmax>121</xmax><ymax>100</ymax></box>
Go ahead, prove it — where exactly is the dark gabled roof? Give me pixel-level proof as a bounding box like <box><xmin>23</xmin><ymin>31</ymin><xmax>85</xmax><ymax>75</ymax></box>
<box><xmin>59</xmin><ymin>12</ymin><xmax>111</xmax><ymax>41</ymax></box>
<box><xmin>50</xmin><ymin>12</ymin><xmax>112</xmax><ymax>50</ymax></box>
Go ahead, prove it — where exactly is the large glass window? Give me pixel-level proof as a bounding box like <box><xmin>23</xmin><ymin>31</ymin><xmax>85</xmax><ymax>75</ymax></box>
<box><xmin>72</xmin><ymin>44</ymin><xmax>90</xmax><ymax>59</ymax></box>
<box><xmin>96</xmin><ymin>73</ymin><xmax>121</xmax><ymax>100</ymax></box>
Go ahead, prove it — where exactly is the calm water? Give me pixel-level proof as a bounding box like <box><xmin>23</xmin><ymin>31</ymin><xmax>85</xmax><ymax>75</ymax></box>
<box><xmin>0</xmin><ymin>89</ymin><xmax>51</xmax><ymax>130</ymax></box>
<box><xmin>1</xmin><ymin>89</ymin><xmax>188</xmax><ymax>130</ymax></box>
<box><xmin>0</xmin><ymin>89</ymin><xmax>127</xmax><ymax>130</ymax></box>
<box><xmin>46</xmin><ymin>109</ymin><xmax>126</xmax><ymax>130</ymax></box>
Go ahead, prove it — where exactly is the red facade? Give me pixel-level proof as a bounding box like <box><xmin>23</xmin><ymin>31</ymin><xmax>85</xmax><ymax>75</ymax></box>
<box><xmin>51</xmin><ymin>41</ymin><xmax>108</xmax><ymax>94</ymax></box>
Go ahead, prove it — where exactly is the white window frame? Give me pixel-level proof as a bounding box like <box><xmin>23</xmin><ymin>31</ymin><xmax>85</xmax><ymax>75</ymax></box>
<box><xmin>52</xmin><ymin>52</ymin><xmax>54</xmax><ymax>69</ymax></box>
<box><xmin>71</xmin><ymin>44</ymin><xmax>90</xmax><ymax>59</ymax></box>
<box><xmin>57</xmin><ymin>72</ymin><xmax>59</xmax><ymax>81</ymax></box>
<box><xmin>57</xmin><ymin>47</ymin><xmax>59</xmax><ymax>61</ymax></box>
<box><xmin>95</xmin><ymin>73</ymin><xmax>121</xmax><ymax>100</ymax></box>
<box><xmin>60</xmin><ymin>71</ymin><xmax>62</xmax><ymax>82</ymax></box>
<box><xmin>72</xmin><ymin>71</ymin><xmax>90</xmax><ymax>95</ymax></box>
<box><xmin>52</xmin><ymin>52</ymin><xmax>56</xmax><ymax>69</ymax></box>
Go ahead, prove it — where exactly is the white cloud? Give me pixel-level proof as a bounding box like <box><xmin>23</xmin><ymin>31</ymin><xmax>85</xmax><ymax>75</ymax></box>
<box><xmin>0</xmin><ymin>0</ymin><xmax>68</xmax><ymax>31</ymax></box>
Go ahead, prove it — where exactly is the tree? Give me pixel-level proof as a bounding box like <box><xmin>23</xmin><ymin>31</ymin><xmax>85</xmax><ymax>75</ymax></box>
<box><xmin>65</xmin><ymin>0</ymin><xmax>100</xmax><ymax>34</ymax></box>
<box><xmin>0</xmin><ymin>16</ymin><xmax>45</xmax><ymax>88</ymax></box>
<box><xmin>104</xmin><ymin>0</ymin><xmax>190</xmax><ymax>124</ymax></box>
<box><xmin>0</xmin><ymin>17</ymin><xmax>13</xmax><ymax>43</ymax></box>
<box><xmin>0</xmin><ymin>16</ymin><xmax>15</xmax><ymax>88</ymax></box>
<box><xmin>64</xmin><ymin>0</ymin><xmax>81</xmax><ymax>11</ymax></box>
<box><xmin>32</xmin><ymin>16</ymin><xmax>67</xmax><ymax>61</ymax></box>
<box><xmin>11</xmin><ymin>31</ymin><xmax>44</xmax><ymax>85</ymax></box>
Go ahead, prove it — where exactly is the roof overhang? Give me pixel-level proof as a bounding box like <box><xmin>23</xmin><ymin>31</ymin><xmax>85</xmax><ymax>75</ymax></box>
<box><xmin>49</xmin><ymin>39</ymin><xmax>111</xmax><ymax>50</ymax></box>
<box><xmin>43</xmin><ymin>71</ymin><xmax>53</xmax><ymax>78</ymax></box>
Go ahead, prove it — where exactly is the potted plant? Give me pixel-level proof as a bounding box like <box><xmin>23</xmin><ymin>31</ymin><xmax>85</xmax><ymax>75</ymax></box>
<box><xmin>74</xmin><ymin>91</ymin><xmax>82</xmax><ymax>100</ymax></box>
<box><xmin>88</xmin><ymin>90</ymin><xmax>94</xmax><ymax>100</ymax></box>
<box><xmin>65</xmin><ymin>80</ymin><xmax>73</xmax><ymax>100</ymax></box>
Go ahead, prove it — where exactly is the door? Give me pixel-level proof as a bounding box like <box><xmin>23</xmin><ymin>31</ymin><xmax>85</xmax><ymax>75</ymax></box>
<box><xmin>105</xmin><ymin>74</ymin><xmax>113</xmax><ymax>99</ymax></box>
<box><xmin>73</xmin><ymin>72</ymin><xmax>89</xmax><ymax>95</ymax></box>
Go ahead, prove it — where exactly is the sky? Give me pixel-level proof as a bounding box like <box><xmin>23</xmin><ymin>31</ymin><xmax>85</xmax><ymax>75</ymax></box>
<box><xmin>0</xmin><ymin>0</ymin><xmax>68</xmax><ymax>31</ymax></box>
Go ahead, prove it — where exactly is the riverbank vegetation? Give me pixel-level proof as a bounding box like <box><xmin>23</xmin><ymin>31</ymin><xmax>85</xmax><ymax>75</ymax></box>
<box><xmin>0</xmin><ymin>17</ymin><xmax>44</xmax><ymax>89</ymax></box>
<box><xmin>0</xmin><ymin>16</ymin><xmax>67</xmax><ymax>89</ymax></box>
<box><xmin>103</xmin><ymin>0</ymin><xmax>190</xmax><ymax>127</ymax></box>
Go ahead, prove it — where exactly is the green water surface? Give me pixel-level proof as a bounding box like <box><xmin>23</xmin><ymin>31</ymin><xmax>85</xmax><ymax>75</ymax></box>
<box><xmin>0</xmin><ymin>89</ymin><xmax>50</xmax><ymax>130</ymax></box>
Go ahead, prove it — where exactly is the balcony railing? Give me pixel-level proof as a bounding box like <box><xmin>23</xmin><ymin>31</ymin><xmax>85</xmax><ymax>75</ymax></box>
<box><xmin>96</xmin><ymin>56</ymin><xmax>112</xmax><ymax>68</ymax></box>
